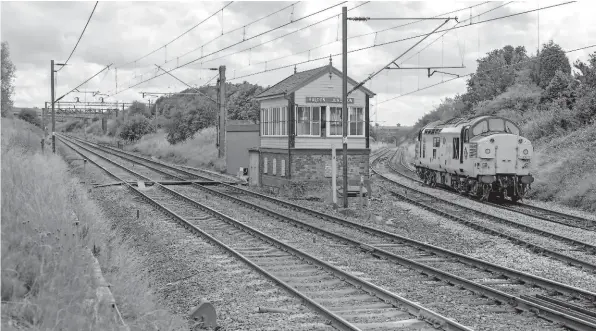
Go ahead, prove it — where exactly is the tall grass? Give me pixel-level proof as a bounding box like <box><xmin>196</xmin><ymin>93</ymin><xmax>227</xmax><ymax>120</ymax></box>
<box><xmin>1</xmin><ymin>118</ymin><xmax>184</xmax><ymax>330</ymax></box>
<box><xmin>528</xmin><ymin>123</ymin><xmax>596</xmax><ymax>212</ymax></box>
<box><xmin>126</xmin><ymin>127</ymin><xmax>225</xmax><ymax>172</ymax></box>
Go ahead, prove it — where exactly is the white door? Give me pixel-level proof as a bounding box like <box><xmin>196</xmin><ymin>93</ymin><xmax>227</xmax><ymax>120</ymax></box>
<box><xmin>249</xmin><ymin>152</ymin><xmax>260</xmax><ymax>186</ymax></box>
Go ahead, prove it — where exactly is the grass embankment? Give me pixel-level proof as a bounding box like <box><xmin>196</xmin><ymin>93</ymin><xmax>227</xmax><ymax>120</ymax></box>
<box><xmin>1</xmin><ymin>118</ymin><xmax>184</xmax><ymax>330</ymax></box>
<box><xmin>529</xmin><ymin>123</ymin><xmax>596</xmax><ymax>212</ymax></box>
<box><xmin>124</xmin><ymin>127</ymin><xmax>225</xmax><ymax>172</ymax></box>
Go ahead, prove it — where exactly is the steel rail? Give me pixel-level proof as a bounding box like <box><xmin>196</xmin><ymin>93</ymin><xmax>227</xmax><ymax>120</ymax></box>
<box><xmin>383</xmin><ymin>149</ymin><xmax>596</xmax><ymax>253</ymax></box>
<box><xmin>70</xmin><ymin>135</ymin><xmax>596</xmax><ymax>300</ymax></box>
<box><xmin>63</xmin><ymin>136</ymin><xmax>596</xmax><ymax>330</ymax></box>
<box><xmin>488</xmin><ymin>202</ymin><xmax>596</xmax><ymax>232</ymax></box>
<box><xmin>372</xmin><ymin>149</ymin><xmax>596</xmax><ymax>273</ymax></box>
<box><xmin>393</xmin><ymin>148</ymin><xmax>596</xmax><ymax>232</ymax></box>
<box><xmin>57</xmin><ymin>134</ymin><xmax>472</xmax><ymax>331</ymax></box>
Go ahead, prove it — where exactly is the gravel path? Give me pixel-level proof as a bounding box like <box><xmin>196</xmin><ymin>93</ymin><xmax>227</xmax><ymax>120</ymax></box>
<box><xmin>169</xmin><ymin>185</ymin><xmax>569</xmax><ymax>331</ymax></box>
<box><xmin>59</xmin><ymin>140</ymin><xmax>332</xmax><ymax>331</ymax></box>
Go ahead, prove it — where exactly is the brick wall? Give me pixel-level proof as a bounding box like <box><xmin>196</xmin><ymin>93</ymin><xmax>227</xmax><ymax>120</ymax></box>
<box><xmin>291</xmin><ymin>151</ymin><xmax>369</xmax><ymax>181</ymax></box>
<box><xmin>260</xmin><ymin>151</ymin><xmax>289</xmax><ymax>186</ymax></box>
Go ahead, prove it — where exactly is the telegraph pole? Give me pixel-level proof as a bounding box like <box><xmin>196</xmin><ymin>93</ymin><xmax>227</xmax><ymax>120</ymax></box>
<box><xmin>43</xmin><ymin>101</ymin><xmax>47</xmax><ymax>137</ymax></box>
<box><xmin>50</xmin><ymin>60</ymin><xmax>66</xmax><ymax>153</ymax></box>
<box><xmin>218</xmin><ymin>65</ymin><xmax>226</xmax><ymax>159</ymax></box>
<box><xmin>342</xmin><ymin>6</ymin><xmax>348</xmax><ymax>208</ymax></box>
<box><xmin>51</xmin><ymin>60</ymin><xmax>56</xmax><ymax>153</ymax></box>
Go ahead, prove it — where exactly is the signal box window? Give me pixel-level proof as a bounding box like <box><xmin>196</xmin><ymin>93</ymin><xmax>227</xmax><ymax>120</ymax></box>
<box><xmin>433</xmin><ymin>137</ymin><xmax>440</xmax><ymax>147</ymax></box>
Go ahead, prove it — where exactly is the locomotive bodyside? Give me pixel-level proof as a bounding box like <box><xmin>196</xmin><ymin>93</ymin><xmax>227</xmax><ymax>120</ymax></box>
<box><xmin>414</xmin><ymin>116</ymin><xmax>534</xmax><ymax>201</ymax></box>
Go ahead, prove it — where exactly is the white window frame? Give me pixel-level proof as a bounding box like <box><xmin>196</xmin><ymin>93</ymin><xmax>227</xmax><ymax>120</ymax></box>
<box><xmin>281</xmin><ymin>159</ymin><xmax>286</xmax><ymax>177</ymax></box>
<box><xmin>327</xmin><ymin>106</ymin><xmax>343</xmax><ymax>137</ymax></box>
<box><xmin>263</xmin><ymin>157</ymin><xmax>268</xmax><ymax>174</ymax></box>
<box><xmin>261</xmin><ymin>107</ymin><xmax>288</xmax><ymax>137</ymax></box>
<box><xmin>348</xmin><ymin>107</ymin><xmax>365</xmax><ymax>137</ymax></box>
<box><xmin>295</xmin><ymin>106</ymin><xmax>320</xmax><ymax>137</ymax></box>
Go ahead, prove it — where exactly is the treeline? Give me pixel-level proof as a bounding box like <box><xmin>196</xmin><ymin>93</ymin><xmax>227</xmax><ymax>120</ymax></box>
<box><xmin>410</xmin><ymin>40</ymin><xmax>596</xmax><ymax>142</ymax></box>
<box><xmin>151</xmin><ymin>81</ymin><xmax>264</xmax><ymax>144</ymax></box>
<box><xmin>64</xmin><ymin>81</ymin><xmax>266</xmax><ymax>144</ymax></box>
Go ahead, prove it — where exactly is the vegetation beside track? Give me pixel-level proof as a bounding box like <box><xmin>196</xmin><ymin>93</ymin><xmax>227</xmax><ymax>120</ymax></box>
<box><xmin>1</xmin><ymin>118</ymin><xmax>184</xmax><ymax>330</ymax></box>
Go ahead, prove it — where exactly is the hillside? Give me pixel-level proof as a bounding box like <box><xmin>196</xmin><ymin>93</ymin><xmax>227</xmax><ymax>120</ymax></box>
<box><xmin>402</xmin><ymin>41</ymin><xmax>596</xmax><ymax>212</ymax></box>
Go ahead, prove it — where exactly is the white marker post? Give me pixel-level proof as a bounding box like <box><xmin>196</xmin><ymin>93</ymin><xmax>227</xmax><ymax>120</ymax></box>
<box><xmin>332</xmin><ymin>146</ymin><xmax>337</xmax><ymax>205</ymax></box>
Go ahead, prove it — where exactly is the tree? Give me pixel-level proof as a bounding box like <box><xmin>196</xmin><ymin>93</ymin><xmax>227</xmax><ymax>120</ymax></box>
<box><xmin>573</xmin><ymin>52</ymin><xmax>596</xmax><ymax>88</ymax></box>
<box><xmin>544</xmin><ymin>69</ymin><xmax>573</xmax><ymax>101</ymax></box>
<box><xmin>532</xmin><ymin>40</ymin><xmax>571</xmax><ymax>88</ymax></box>
<box><xmin>165</xmin><ymin>107</ymin><xmax>217</xmax><ymax>144</ymax></box>
<box><xmin>1</xmin><ymin>41</ymin><xmax>16</xmax><ymax>117</ymax></box>
<box><xmin>18</xmin><ymin>108</ymin><xmax>40</xmax><ymax>126</ymax></box>
<box><xmin>119</xmin><ymin>115</ymin><xmax>155</xmax><ymax>141</ymax></box>
<box><xmin>463</xmin><ymin>45</ymin><xmax>527</xmax><ymax>107</ymax></box>
<box><xmin>127</xmin><ymin>101</ymin><xmax>150</xmax><ymax>117</ymax></box>
<box><xmin>396</xmin><ymin>123</ymin><xmax>401</xmax><ymax>127</ymax></box>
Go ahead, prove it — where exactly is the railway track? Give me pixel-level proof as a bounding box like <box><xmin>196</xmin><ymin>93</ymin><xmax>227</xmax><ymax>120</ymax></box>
<box><xmin>393</xmin><ymin>148</ymin><xmax>596</xmax><ymax>232</ymax></box>
<box><xmin>370</xmin><ymin>149</ymin><xmax>596</xmax><ymax>273</ymax></box>
<box><xmin>57</xmin><ymin>135</ymin><xmax>475</xmax><ymax>330</ymax></box>
<box><xmin>60</xmin><ymin>135</ymin><xmax>596</xmax><ymax>331</ymax></box>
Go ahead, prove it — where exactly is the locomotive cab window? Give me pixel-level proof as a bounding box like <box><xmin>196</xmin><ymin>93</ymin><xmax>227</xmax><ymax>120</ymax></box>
<box><xmin>433</xmin><ymin>137</ymin><xmax>440</xmax><ymax>147</ymax></box>
<box><xmin>505</xmin><ymin>120</ymin><xmax>520</xmax><ymax>135</ymax></box>
<box><xmin>453</xmin><ymin>138</ymin><xmax>460</xmax><ymax>159</ymax></box>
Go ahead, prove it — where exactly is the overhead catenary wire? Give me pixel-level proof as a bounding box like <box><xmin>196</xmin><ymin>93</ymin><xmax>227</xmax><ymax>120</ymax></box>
<box><xmin>116</xmin><ymin>2</ymin><xmax>234</xmax><ymax>69</ymax></box>
<box><xmin>347</xmin><ymin>18</ymin><xmax>454</xmax><ymax>95</ymax></box>
<box><xmin>107</xmin><ymin>1</ymin><xmax>348</xmax><ymax>97</ymax></box>
<box><xmin>398</xmin><ymin>1</ymin><xmax>514</xmax><ymax>67</ymax></box>
<box><xmin>227</xmin><ymin>1</ymin><xmax>574</xmax><ymax>82</ymax></box>
<box><xmin>56</xmin><ymin>1</ymin><xmax>98</xmax><ymax>72</ymax></box>
<box><xmin>202</xmin><ymin>1</ymin><xmax>477</xmax><ymax>69</ymax></box>
<box><xmin>116</xmin><ymin>1</ymin><xmax>301</xmax><ymax>88</ymax></box>
<box><xmin>377</xmin><ymin>44</ymin><xmax>596</xmax><ymax>105</ymax></box>
<box><xmin>154</xmin><ymin>64</ymin><xmax>218</xmax><ymax>103</ymax></box>
<box><xmin>55</xmin><ymin>64</ymin><xmax>113</xmax><ymax>103</ymax></box>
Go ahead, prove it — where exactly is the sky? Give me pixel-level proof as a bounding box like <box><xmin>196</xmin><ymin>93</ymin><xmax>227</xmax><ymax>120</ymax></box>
<box><xmin>2</xmin><ymin>0</ymin><xmax>595</xmax><ymax>126</ymax></box>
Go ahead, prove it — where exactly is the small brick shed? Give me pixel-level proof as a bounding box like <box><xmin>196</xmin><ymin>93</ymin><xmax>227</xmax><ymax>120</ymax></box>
<box><xmin>250</xmin><ymin>62</ymin><xmax>375</xmax><ymax>188</ymax></box>
<box><xmin>225</xmin><ymin>120</ymin><xmax>259</xmax><ymax>176</ymax></box>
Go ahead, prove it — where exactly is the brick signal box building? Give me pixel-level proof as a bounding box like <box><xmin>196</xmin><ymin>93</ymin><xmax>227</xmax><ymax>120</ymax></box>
<box><xmin>248</xmin><ymin>63</ymin><xmax>375</xmax><ymax>188</ymax></box>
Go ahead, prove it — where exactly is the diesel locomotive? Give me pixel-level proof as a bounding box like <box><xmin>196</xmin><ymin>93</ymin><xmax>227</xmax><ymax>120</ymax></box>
<box><xmin>414</xmin><ymin>115</ymin><xmax>534</xmax><ymax>201</ymax></box>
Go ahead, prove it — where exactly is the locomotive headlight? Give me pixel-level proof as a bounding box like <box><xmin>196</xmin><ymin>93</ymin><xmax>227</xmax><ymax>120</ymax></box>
<box><xmin>523</xmin><ymin>149</ymin><xmax>529</xmax><ymax>155</ymax></box>
<box><xmin>485</xmin><ymin>148</ymin><xmax>491</xmax><ymax>154</ymax></box>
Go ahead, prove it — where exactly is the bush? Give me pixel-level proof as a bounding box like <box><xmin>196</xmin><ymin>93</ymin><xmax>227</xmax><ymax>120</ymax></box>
<box><xmin>60</xmin><ymin>119</ymin><xmax>85</xmax><ymax>133</ymax></box>
<box><xmin>522</xmin><ymin>103</ymin><xmax>581</xmax><ymax>142</ymax></box>
<box><xmin>17</xmin><ymin>109</ymin><xmax>40</xmax><ymax>126</ymax></box>
<box><xmin>165</xmin><ymin>107</ymin><xmax>216</xmax><ymax>144</ymax></box>
<box><xmin>119</xmin><ymin>115</ymin><xmax>155</xmax><ymax>141</ymax></box>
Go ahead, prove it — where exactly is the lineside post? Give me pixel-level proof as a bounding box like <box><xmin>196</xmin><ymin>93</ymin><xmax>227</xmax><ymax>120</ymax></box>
<box><xmin>51</xmin><ymin>60</ymin><xmax>56</xmax><ymax>153</ymax></box>
<box><xmin>332</xmin><ymin>146</ymin><xmax>337</xmax><ymax>205</ymax></box>
<box><xmin>218</xmin><ymin>65</ymin><xmax>226</xmax><ymax>159</ymax></box>
<box><xmin>342</xmin><ymin>6</ymin><xmax>348</xmax><ymax>208</ymax></box>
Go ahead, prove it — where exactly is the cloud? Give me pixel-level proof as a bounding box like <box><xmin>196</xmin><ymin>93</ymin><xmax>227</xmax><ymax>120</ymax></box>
<box><xmin>2</xmin><ymin>1</ymin><xmax>595</xmax><ymax>126</ymax></box>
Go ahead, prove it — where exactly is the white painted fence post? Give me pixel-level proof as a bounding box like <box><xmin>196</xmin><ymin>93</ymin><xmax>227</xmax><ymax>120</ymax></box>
<box><xmin>332</xmin><ymin>146</ymin><xmax>337</xmax><ymax>205</ymax></box>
